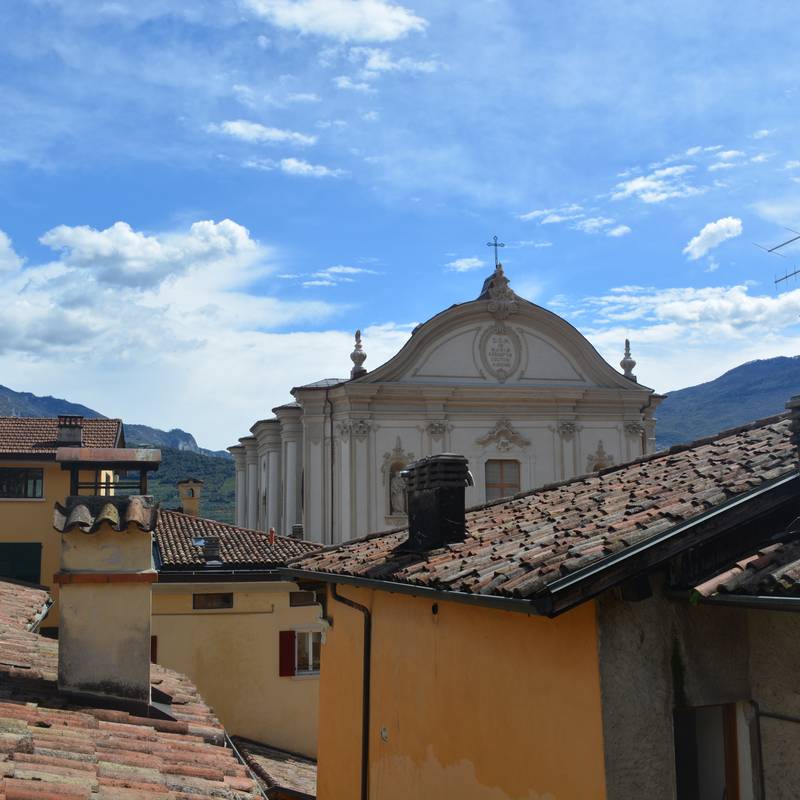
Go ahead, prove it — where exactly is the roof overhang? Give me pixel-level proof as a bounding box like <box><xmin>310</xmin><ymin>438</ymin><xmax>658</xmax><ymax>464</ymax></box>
<box><xmin>56</xmin><ymin>447</ymin><xmax>161</xmax><ymax>471</ymax></box>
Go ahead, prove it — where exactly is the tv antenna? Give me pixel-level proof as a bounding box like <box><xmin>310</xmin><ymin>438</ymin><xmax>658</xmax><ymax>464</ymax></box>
<box><xmin>754</xmin><ymin>227</ymin><xmax>800</xmax><ymax>288</ymax></box>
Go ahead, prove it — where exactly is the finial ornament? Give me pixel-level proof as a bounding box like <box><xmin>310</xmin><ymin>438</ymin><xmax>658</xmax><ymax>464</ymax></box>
<box><xmin>620</xmin><ymin>338</ymin><xmax>637</xmax><ymax>382</ymax></box>
<box><xmin>350</xmin><ymin>329</ymin><xmax>367</xmax><ymax>378</ymax></box>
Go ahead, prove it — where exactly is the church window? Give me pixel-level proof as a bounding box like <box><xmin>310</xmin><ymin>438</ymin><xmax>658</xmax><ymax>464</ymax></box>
<box><xmin>485</xmin><ymin>459</ymin><xmax>520</xmax><ymax>501</ymax></box>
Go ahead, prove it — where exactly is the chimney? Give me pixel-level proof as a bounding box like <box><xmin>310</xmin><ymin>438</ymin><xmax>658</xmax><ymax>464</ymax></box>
<box><xmin>400</xmin><ymin>454</ymin><xmax>473</xmax><ymax>552</ymax></box>
<box><xmin>53</xmin><ymin>495</ymin><xmax>158</xmax><ymax>710</ymax></box>
<box><xmin>787</xmin><ymin>395</ymin><xmax>800</xmax><ymax>458</ymax></box>
<box><xmin>202</xmin><ymin>535</ymin><xmax>221</xmax><ymax>565</ymax></box>
<box><xmin>291</xmin><ymin>523</ymin><xmax>304</xmax><ymax>540</ymax></box>
<box><xmin>177</xmin><ymin>478</ymin><xmax>203</xmax><ymax>516</ymax></box>
<box><xmin>57</xmin><ymin>415</ymin><xmax>84</xmax><ymax>445</ymax></box>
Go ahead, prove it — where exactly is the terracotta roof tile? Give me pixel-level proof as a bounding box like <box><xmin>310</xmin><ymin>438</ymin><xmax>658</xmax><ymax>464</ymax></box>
<box><xmin>694</xmin><ymin>538</ymin><xmax>800</xmax><ymax>598</ymax></box>
<box><xmin>232</xmin><ymin>737</ymin><xmax>316</xmax><ymax>799</ymax></box>
<box><xmin>155</xmin><ymin>510</ymin><xmax>320</xmax><ymax>570</ymax></box>
<box><xmin>0</xmin><ymin>582</ymin><xmax>51</xmax><ymax>631</ymax></box>
<box><xmin>53</xmin><ymin>496</ymin><xmax>159</xmax><ymax>534</ymax></box>
<box><xmin>0</xmin><ymin>581</ymin><xmax>259</xmax><ymax>799</ymax></box>
<box><xmin>293</xmin><ymin>415</ymin><xmax>797</xmax><ymax>601</ymax></box>
<box><xmin>0</xmin><ymin>418</ymin><xmax>122</xmax><ymax>457</ymax></box>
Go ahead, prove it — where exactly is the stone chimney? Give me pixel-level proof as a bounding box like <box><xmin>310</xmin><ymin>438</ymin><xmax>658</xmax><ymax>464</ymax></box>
<box><xmin>400</xmin><ymin>454</ymin><xmax>473</xmax><ymax>552</ymax></box>
<box><xmin>57</xmin><ymin>415</ymin><xmax>84</xmax><ymax>445</ymax></box>
<box><xmin>177</xmin><ymin>478</ymin><xmax>204</xmax><ymax>517</ymax></box>
<box><xmin>53</xmin><ymin>495</ymin><xmax>158</xmax><ymax>709</ymax></box>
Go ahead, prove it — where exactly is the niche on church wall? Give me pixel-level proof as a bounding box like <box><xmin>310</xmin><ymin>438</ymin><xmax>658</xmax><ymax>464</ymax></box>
<box><xmin>382</xmin><ymin>436</ymin><xmax>414</xmax><ymax>523</ymax></box>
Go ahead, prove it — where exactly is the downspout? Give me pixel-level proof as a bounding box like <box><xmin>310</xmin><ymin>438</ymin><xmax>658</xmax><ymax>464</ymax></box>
<box><xmin>325</xmin><ymin>387</ymin><xmax>335</xmax><ymax>545</ymax></box>
<box><xmin>331</xmin><ymin>583</ymin><xmax>371</xmax><ymax>800</ymax></box>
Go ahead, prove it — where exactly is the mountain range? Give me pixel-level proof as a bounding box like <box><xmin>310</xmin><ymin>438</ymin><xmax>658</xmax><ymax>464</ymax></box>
<box><xmin>1</xmin><ymin>354</ymin><xmax>797</xmax><ymax>525</ymax></box>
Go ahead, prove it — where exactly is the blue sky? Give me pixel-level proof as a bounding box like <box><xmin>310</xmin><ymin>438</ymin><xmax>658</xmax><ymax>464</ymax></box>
<box><xmin>2</xmin><ymin>0</ymin><xmax>800</xmax><ymax>449</ymax></box>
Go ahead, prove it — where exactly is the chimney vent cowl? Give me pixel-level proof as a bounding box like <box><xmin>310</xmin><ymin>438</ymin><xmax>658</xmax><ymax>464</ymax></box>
<box><xmin>202</xmin><ymin>536</ymin><xmax>221</xmax><ymax>564</ymax></box>
<box><xmin>400</xmin><ymin>454</ymin><xmax>473</xmax><ymax>553</ymax></box>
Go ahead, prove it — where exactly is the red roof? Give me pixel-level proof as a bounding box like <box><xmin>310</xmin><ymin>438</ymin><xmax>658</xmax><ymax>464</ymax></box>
<box><xmin>155</xmin><ymin>509</ymin><xmax>320</xmax><ymax>570</ymax></box>
<box><xmin>0</xmin><ymin>580</ymin><xmax>259</xmax><ymax>798</ymax></box>
<box><xmin>293</xmin><ymin>415</ymin><xmax>797</xmax><ymax>603</ymax></box>
<box><xmin>0</xmin><ymin>417</ymin><xmax>123</xmax><ymax>456</ymax></box>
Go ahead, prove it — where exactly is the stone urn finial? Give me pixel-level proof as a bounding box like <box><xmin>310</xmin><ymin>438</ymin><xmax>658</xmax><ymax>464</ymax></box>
<box><xmin>620</xmin><ymin>338</ymin><xmax>637</xmax><ymax>382</ymax></box>
<box><xmin>350</xmin><ymin>329</ymin><xmax>367</xmax><ymax>378</ymax></box>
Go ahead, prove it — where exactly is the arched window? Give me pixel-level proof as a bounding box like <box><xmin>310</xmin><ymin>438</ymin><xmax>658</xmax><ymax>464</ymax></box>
<box><xmin>187</xmin><ymin>488</ymin><xmax>195</xmax><ymax>498</ymax></box>
<box><xmin>485</xmin><ymin>459</ymin><xmax>520</xmax><ymax>501</ymax></box>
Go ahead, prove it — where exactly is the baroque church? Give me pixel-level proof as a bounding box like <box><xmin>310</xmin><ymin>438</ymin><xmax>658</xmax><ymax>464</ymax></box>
<box><xmin>229</xmin><ymin>264</ymin><xmax>661</xmax><ymax>544</ymax></box>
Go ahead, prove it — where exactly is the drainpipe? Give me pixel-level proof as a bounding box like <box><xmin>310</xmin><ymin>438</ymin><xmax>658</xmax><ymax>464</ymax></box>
<box><xmin>331</xmin><ymin>583</ymin><xmax>371</xmax><ymax>800</ymax></box>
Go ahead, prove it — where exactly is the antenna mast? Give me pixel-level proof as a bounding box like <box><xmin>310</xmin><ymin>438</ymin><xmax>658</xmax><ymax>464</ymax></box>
<box><xmin>755</xmin><ymin>228</ymin><xmax>800</xmax><ymax>288</ymax></box>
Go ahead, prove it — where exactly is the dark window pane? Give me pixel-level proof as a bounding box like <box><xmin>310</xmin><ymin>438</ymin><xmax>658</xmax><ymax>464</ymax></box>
<box><xmin>312</xmin><ymin>632</ymin><xmax>321</xmax><ymax>671</ymax></box>
<box><xmin>0</xmin><ymin>469</ymin><xmax>43</xmax><ymax>499</ymax></box>
<box><xmin>0</xmin><ymin>543</ymin><xmax>42</xmax><ymax>584</ymax></box>
<box><xmin>192</xmin><ymin>592</ymin><xmax>233</xmax><ymax>610</ymax></box>
<box><xmin>290</xmin><ymin>590</ymin><xmax>317</xmax><ymax>607</ymax></box>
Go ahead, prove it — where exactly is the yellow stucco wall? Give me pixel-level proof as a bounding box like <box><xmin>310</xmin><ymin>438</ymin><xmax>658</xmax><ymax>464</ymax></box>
<box><xmin>151</xmin><ymin>581</ymin><xmax>321</xmax><ymax>758</ymax></box>
<box><xmin>0</xmin><ymin>461</ymin><xmax>69</xmax><ymax>625</ymax></box>
<box><xmin>317</xmin><ymin>586</ymin><xmax>607</xmax><ymax>800</ymax></box>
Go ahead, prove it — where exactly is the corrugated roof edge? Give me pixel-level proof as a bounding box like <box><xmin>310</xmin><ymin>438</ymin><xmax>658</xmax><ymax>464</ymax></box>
<box><xmin>284</xmin><ymin>410</ymin><xmax>794</xmax><ymax>564</ymax></box>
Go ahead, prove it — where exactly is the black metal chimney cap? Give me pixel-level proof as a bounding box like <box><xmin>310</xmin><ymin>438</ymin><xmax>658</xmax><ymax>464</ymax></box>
<box><xmin>402</xmin><ymin>453</ymin><xmax>472</xmax><ymax>491</ymax></box>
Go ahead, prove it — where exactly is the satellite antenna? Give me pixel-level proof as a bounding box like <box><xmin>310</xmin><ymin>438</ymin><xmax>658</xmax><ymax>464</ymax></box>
<box><xmin>754</xmin><ymin>227</ymin><xmax>800</xmax><ymax>288</ymax></box>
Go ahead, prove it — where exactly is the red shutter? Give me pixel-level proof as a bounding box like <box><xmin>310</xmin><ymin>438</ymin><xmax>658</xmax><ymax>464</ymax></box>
<box><xmin>279</xmin><ymin>630</ymin><xmax>296</xmax><ymax>677</ymax></box>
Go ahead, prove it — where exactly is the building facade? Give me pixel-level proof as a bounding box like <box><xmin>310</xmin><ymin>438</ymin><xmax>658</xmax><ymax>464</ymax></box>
<box><xmin>230</xmin><ymin>265</ymin><xmax>660</xmax><ymax>544</ymax></box>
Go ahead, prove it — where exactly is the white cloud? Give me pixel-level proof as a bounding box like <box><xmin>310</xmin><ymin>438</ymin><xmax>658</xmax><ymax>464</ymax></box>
<box><xmin>446</xmin><ymin>256</ymin><xmax>486</xmax><ymax>272</ymax></box>
<box><xmin>256</xmin><ymin>34</ymin><xmax>270</xmax><ymax>48</ymax></box>
<box><xmin>209</xmin><ymin>119</ymin><xmax>317</xmax><ymax>146</ymax></box>
<box><xmin>607</xmin><ymin>224</ymin><xmax>632</xmax><ymax>237</ymax></box>
<box><xmin>573</xmin><ymin>216</ymin><xmax>615</xmax><ymax>234</ymax></box>
<box><xmin>580</xmin><ymin>284</ymin><xmax>800</xmax><ymax>395</ymax></box>
<box><xmin>286</xmin><ymin>92</ymin><xmax>321</xmax><ymax>103</ymax></box>
<box><xmin>279</xmin><ymin>157</ymin><xmax>345</xmax><ymax>177</ymax></box>
<box><xmin>519</xmin><ymin>204</ymin><xmax>582</xmax><ymax>222</ymax></box>
<box><xmin>612</xmin><ymin>165</ymin><xmax>704</xmax><ymax>204</ymax></box>
<box><xmin>682</xmin><ymin>216</ymin><xmax>743</xmax><ymax>261</ymax></box>
<box><xmin>717</xmin><ymin>149</ymin><xmax>745</xmax><ymax>161</ymax></box>
<box><xmin>785</xmin><ymin>160</ymin><xmax>800</xmax><ymax>170</ymax></box>
<box><xmin>752</xmin><ymin>129</ymin><xmax>772</xmax><ymax>139</ymax></box>
<box><xmin>752</xmin><ymin>197</ymin><xmax>800</xmax><ymax>225</ymax></box>
<box><xmin>514</xmin><ymin>240</ymin><xmax>552</xmax><ymax>248</ymax></box>
<box><xmin>322</xmin><ymin>265</ymin><xmax>377</xmax><ymax>275</ymax></box>
<box><xmin>334</xmin><ymin>75</ymin><xmax>374</xmax><ymax>92</ymax></box>
<box><xmin>244</xmin><ymin>0</ymin><xmax>427</xmax><ymax>42</ymax></box>
<box><xmin>39</xmin><ymin>219</ymin><xmax>262</xmax><ymax>288</ymax></box>
<box><xmin>0</xmin><ymin>231</ymin><xmax>24</xmax><ymax>273</ymax></box>
<box><xmin>0</xmin><ymin>219</ymin><xmax>369</xmax><ymax>448</ymax></box>
<box><xmin>750</xmin><ymin>153</ymin><xmax>770</xmax><ymax>163</ymax></box>
<box><xmin>348</xmin><ymin>46</ymin><xmax>438</xmax><ymax>75</ymax></box>
<box><xmin>302</xmin><ymin>279</ymin><xmax>336</xmax><ymax>287</ymax></box>
<box><xmin>685</xmin><ymin>146</ymin><xmax>702</xmax><ymax>156</ymax></box>
<box><xmin>362</xmin><ymin>110</ymin><xmax>380</xmax><ymax>121</ymax></box>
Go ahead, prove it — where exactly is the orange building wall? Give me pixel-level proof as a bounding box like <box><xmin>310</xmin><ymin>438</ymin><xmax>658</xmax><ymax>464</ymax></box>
<box><xmin>317</xmin><ymin>586</ymin><xmax>607</xmax><ymax>800</ymax></box>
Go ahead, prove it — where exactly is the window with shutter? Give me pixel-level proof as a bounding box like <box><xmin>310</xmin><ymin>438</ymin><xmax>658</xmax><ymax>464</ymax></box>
<box><xmin>279</xmin><ymin>630</ymin><xmax>296</xmax><ymax>676</ymax></box>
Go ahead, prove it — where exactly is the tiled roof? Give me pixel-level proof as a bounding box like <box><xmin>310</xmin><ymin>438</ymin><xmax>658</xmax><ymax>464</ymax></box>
<box><xmin>0</xmin><ymin>416</ymin><xmax>122</xmax><ymax>456</ymax></box>
<box><xmin>155</xmin><ymin>510</ymin><xmax>321</xmax><ymax>570</ymax></box>
<box><xmin>694</xmin><ymin>539</ymin><xmax>800</xmax><ymax>598</ymax></box>
<box><xmin>293</xmin><ymin>415</ymin><xmax>797</xmax><ymax>601</ymax></box>
<box><xmin>0</xmin><ymin>580</ymin><xmax>50</xmax><ymax>631</ymax></box>
<box><xmin>54</xmin><ymin>496</ymin><xmax>159</xmax><ymax>534</ymax></box>
<box><xmin>232</xmin><ymin>738</ymin><xmax>316</xmax><ymax>799</ymax></box>
<box><xmin>0</xmin><ymin>580</ymin><xmax>259</xmax><ymax>798</ymax></box>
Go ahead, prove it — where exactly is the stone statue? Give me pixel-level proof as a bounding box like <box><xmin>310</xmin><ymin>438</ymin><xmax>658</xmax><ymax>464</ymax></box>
<box><xmin>390</xmin><ymin>469</ymin><xmax>407</xmax><ymax>515</ymax></box>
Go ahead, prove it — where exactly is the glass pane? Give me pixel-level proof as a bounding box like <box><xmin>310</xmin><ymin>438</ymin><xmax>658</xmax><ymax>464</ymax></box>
<box><xmin>297</xmin><ymin>632</ymin><xmax>310</xmax><ymax>672</ymax></box>
<box><xmin>504</xmin><ymin>461</ymin><xmax>520</xmax><ymax>485</ymax></box>
<box><xmin>485</xmin><ymin>461</ymin><xmax>502</xmax><ymax>484</ymax></box>
<box><xmin>312</xmin><ymin>632</ymin><xmax>321</xmax><ymax>671</ymax></box>
<box><xmin>486</xmin><ymin>485</ymin><xmax>504</xmax><ymax>501</ymax></box>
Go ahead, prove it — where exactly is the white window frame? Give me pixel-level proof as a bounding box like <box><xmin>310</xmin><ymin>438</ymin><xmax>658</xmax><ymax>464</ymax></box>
<box><xmin>294</xmin><ymin>629</ymin><xmax>322</xmax><ymax>675</ymax></box>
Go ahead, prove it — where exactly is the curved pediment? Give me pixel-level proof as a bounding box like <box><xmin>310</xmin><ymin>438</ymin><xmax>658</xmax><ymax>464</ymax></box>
<box><xmin>356</xmin><ymin>266</ymin><xmax>651</xmax><ymax>392</ymax></box>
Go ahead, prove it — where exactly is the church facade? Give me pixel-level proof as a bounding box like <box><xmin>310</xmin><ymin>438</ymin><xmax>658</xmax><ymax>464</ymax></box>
<box><xmin>229</xmin><ymin>265</ymin><xmax>661</xmax><ymax>544</ymax></box>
